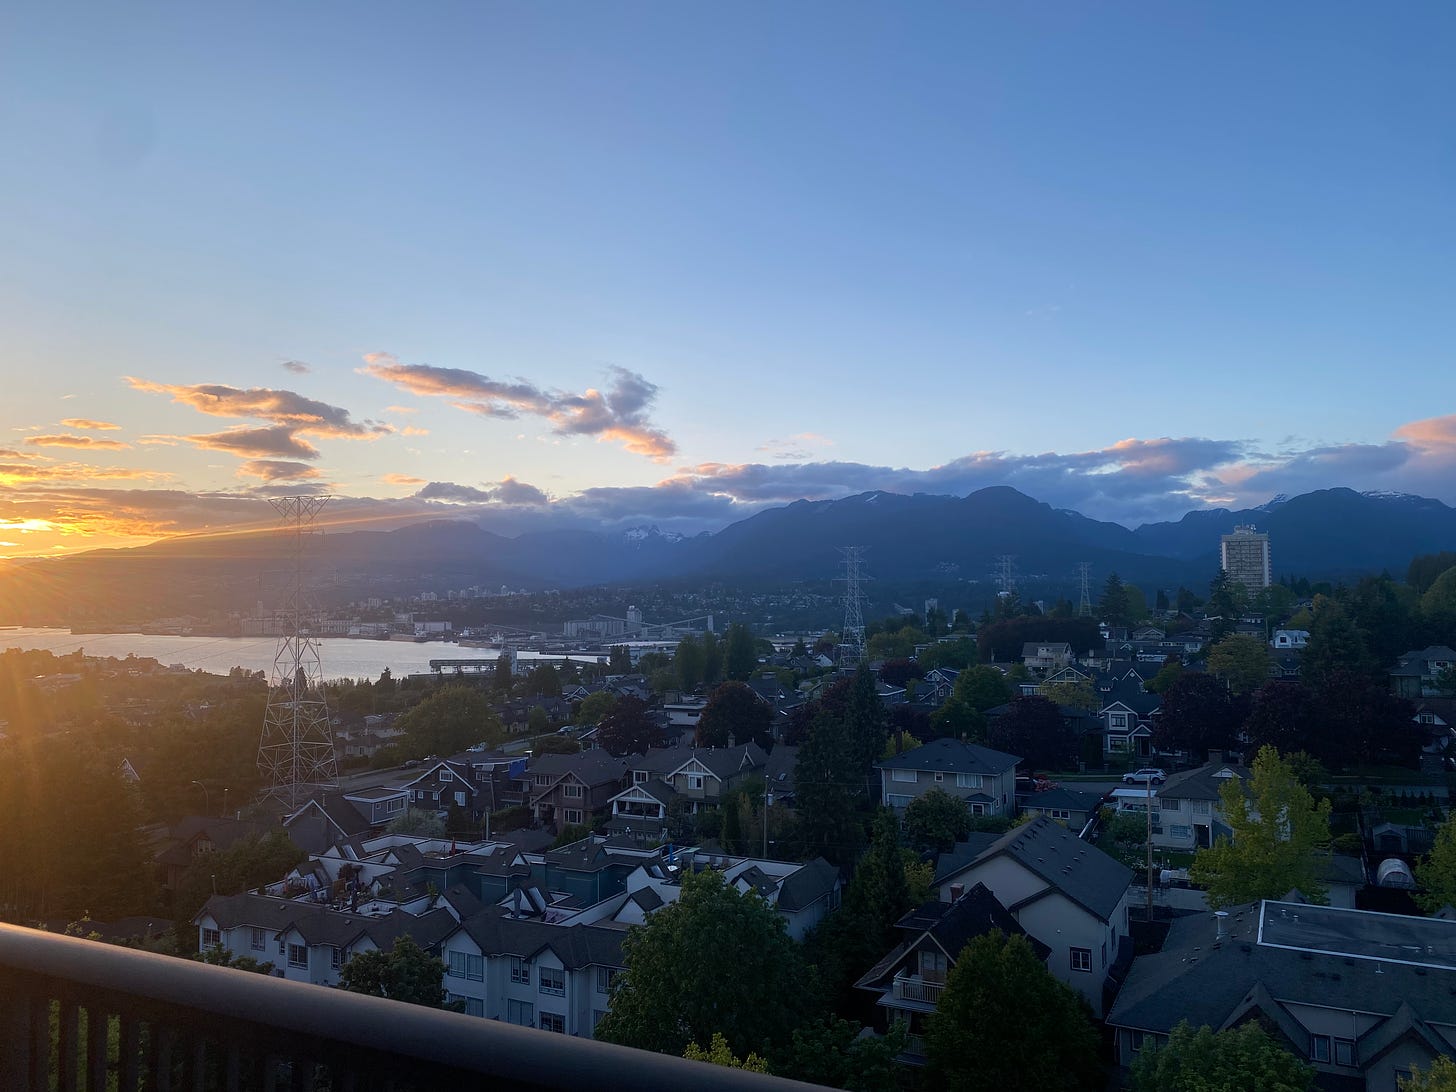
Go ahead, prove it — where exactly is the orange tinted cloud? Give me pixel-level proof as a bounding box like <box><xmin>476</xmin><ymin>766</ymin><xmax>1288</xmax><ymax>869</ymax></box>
<box><xmin>60</xmin><ymin>418</ymin><xmax>122</xmax><ymax>430</ymax></box>
<box><xmin>237</xmin><ymin>460</ymin><xmax>323</xmax><ymax>481</ymax></box>
<box><xmin>26</xmin><ymin>434</ymin><xmax>131</xmax><ymax>450</ymax></box>
<box><xmin>381</xmin><ymin>473</ymin><xmax>426</xmax><ymax>486</ymax></box>
<box><xmin>1395</xmin><ymin>415</ymin><xmax>1456</xmax><ymax>450</ymax></box>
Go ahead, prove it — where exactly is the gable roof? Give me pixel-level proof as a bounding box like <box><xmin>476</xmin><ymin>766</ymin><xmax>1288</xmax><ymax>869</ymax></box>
<box><xmin>1157</xmin><ymin>762</ymin><xmax>1250</xmax><ymax>803</ymax></box>
<box><xmin>877</xmin><ymin>737</ymin><xmax>1020</xmax><ymax>776</ymax></box>
<box><xmin>940</xmin><ymin>816</ymin><xmax>1132</xmax><ymax>923</ymax></box>
<box><xmin>529</xmin><ymin>749</ymin><xmax>630</xmax><ymax>788</ymax></box>
<box><xmin>453</xmin><ymin>911</ymin><xmax>625</xmax><ymax>969</ymax></box>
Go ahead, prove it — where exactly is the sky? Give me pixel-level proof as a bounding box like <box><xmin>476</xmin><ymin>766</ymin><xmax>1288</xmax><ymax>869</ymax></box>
<box><xmin>1</xmin><ymin>3</ymin><xmax>1454</xmax><ymax>559</ymax></box>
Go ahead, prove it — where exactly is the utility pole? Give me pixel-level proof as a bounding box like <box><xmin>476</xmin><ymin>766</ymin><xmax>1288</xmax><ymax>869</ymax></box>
<box><xmin>1145</xmin><ymin>774</ymin><xmax>1155</xmax><ymax>922</ymax></box>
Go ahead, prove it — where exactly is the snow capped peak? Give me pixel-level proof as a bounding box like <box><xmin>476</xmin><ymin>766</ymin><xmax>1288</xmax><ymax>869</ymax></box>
<box><xmin>1362</xmin><ymin>490</ymin><xmax>1422</xmax><ymax>503</ymax></box>
<box><xmin>621</xmin><ymin>525</ymin><xmax>684</xmax><ymax>545</ymax></box>
<box><xmin>1254</xmin><ymin>494</ymin><xmax>1289</xmax><ymax>512</ymax></box>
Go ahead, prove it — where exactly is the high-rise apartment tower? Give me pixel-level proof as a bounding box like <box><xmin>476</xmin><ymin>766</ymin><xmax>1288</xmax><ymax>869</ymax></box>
<box><xmin>1220</xmin><ymin>524</ymin><xmax>1271</xmax><ymax>592</ymax></box>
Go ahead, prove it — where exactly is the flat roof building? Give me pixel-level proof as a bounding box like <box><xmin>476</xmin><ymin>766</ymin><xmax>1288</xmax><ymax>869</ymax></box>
<box><xmin>1220</xmin><ymin>524</ymin><xmax>1271</xmax><ymax>592</ymax></box>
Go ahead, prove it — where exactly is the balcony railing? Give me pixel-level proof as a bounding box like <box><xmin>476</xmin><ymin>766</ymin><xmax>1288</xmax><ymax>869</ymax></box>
<box><xmin>890</xmin><ymin>976</ymin><xmax>943</xmax><ymax>1005</ymax></box>
<box><xmin>0</xmin><ymin>923</ymin><xmax>827</xmax><ymax>1092</ymax></box>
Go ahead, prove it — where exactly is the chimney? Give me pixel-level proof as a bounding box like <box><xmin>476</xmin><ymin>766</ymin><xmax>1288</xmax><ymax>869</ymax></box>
<box><xmin>1215</xmin><ymin>910</ymin><xmax>1229</xmax><ymax>941</ymax></box>
<box><xmin>949</xmin><ymin>883</ymin><xmax>965</xmax><ymax>902</ymax></box>
<box><xmin>1208</xmin><ymin>749</ymin><xmax>1223</xmax><ymax>765</ymax></box>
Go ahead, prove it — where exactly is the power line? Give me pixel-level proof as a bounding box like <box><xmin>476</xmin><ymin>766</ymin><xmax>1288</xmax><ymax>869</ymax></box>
<box><xmin>837</xmin><ymin>546</ymin><xmax>867</xmax><ymax>673</ymax></box>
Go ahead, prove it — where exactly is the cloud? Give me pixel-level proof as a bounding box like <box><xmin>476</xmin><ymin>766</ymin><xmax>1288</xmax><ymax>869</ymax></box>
<box><xmin>757</xmin><ymin>432</ymin><xmax>835</xmax><ymax>461</ymax></box>
<box><xmin>237</xmin><ymin>460</ymin><xmax>323</xmax><ymax>482</ymax></box>
<box><xmin>360</xmin><ymin>354</ymin><xmax>677</xmax><ymax>461</ymax></box>
<box><xmin>386</xmin><ymin>405</ymin><xmax>418</xmax><ymax>415</ymax></box>
<box><xmin>26</xmin><ymin>434</ymin><xmax>132</xmax><ymax>450</ymax></box>
<box><xmin>60</xmin><ymin>418</ymin><xmax>122</xmax><ymax>431</ymax></box>
<box><xmin>1395</xmin><ymin>415</ymin><xmax>1456</xmax><ymax>451</ymax></box>
<box><xmin>494</xmin><ymin>475</ymin><xmax>549</xmax><ymax>506</ymax></box>
<box><xmin>0</xmin><ymin>462</ymin><xmax>169</xmax><ymax>484</ymax></box>
<box><xmin>415</xmin><ymin>481</ymin><xmax>495</xmax><ymax>504</ymax></box>
<box><xmin>186</xmin><ymin>426</ymin><xmax>321</xmax><ymax>460</ymax></box>
<box><xmin>127</xmin><ymin>377</ymin><xmax>389</xmax><ymax>438</ymax></box>
<box><xmin>413</xmin><ymin>475</ymin><xmax>550</xmax><ymax>507</ymax></box>
<box><xmin>281</xmin><ymin>360</ymin><xmax>311</xmax><ymax>374</ymax></box>
<box><xmin>381</xmin><ymin>473</ymin><xmax>426</xmax><ymax>486</ymax></box>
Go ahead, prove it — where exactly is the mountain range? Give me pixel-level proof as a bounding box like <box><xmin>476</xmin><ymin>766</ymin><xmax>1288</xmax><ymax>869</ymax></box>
<box><xmin>4</xmin><ymin>486</ymin><xmax>1455</xmax><ymax>622</ymax></box>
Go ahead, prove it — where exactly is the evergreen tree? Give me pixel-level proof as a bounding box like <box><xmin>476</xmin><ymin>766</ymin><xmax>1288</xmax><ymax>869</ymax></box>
<box><xmin>724</xmin><ymin>623</ymin><xmax>758</xmax><ymax>681</ymax></box>
<box><xmin>702</xmin><ymin>631</ymin><xmax>724</xmax><ymax>686</ymax></box>
<box><xmin>1099</xmin><ymin>573</ymin><xmax>1130</xmax><ymax>627</ymax></box>
<box><xmin>1302</xmin><ymin>597</ymin><xmax>1375</xmax><ymax>690</ymax></box>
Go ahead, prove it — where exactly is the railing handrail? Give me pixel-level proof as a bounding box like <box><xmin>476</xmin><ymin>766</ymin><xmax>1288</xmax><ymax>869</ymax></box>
<box><xmin>0</xmin><ymin>923</ymin><xmax>827</xmax><ymax>1091</ymax></box>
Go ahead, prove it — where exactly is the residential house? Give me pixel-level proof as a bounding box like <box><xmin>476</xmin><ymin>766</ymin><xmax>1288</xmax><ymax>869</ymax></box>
<box><xmin>1017</xmin><ymin>786</ymin><xmax>1106</xmax><ymax>834</ymax></box>
<box><xmin>931</xmin><ymin>817</ymin><xmax>1134</xmax><ymax>1016</ymax></box>
<box><xmin>195</xmin><ymin>890</ymin><xmax>456</xmax><ymax>987</ymax></box>
<box><xmin>1108</xmin><ymin>899</ymin><xmax>1456</xmax><ymax>1088</ymax></box>
<box><xmin>1023</xmin><ymin>642</ymin><xmax>1074</xmax><ymax>674</ymax></box>
<box><xmin>1271</xmin><ymin>629</ymin><xmax>1310</xmax><ymax>650</ymax></box>
<box><xmin>854</xmin><ymin>883</ymin><xmax>1049</xmax><ymax>1062</ymax></box>
<box><xmin>1390</xmin><ymin>646</ymin><xmax>1456</xmax><ymax>699</ymax></box>
<box><xmin>528</xmin><ymin>751</ymin><xmax>630</xmax><ymax>828</ymax></box>
<box><xmin>153</xmin><ymin>816</ymin><xmax>275</xmax><ymax>893</ymax></box>
<box><xmin>625</xmin><ymin>743</ymin><xmax>767</xmax><ymax>813</ymax></box>
<box><xmin>439</xmin><ymin>912</ymin><xmax>626</xmax><ymax>1034</ymax></box>
<box><xmin>877</xmin><ymin>739</ymin><xmax>1021</xmax><ymax>817</ymax></box>
<box><xmin>1095</xmin><ymin>674</ymin><xmax>1162</xmax><ymax>760</ymax></box>
<box><xmin>1109</xmin><ymin>758</ymin><xmax>1249</xmax><ymax>851</ymax></box>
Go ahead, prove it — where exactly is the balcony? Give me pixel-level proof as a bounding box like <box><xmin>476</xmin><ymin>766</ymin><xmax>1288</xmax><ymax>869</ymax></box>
<box><xmin>889</xmin><ymin>974</ymin><xmax>943</xmax><ymax>1006</ymax></box>
<box><xmin>0</xmin><ymin>923</ymin><xmax>825</xmax><ymax>1091</ymax></box>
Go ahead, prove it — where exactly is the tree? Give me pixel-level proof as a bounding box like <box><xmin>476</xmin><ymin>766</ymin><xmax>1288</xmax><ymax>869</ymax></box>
<box><xmin>903</xmin><ymin>787</ymin><xmax>972</xmax><ymax>852</ymax></box>
<box><xmin>1242</xmin><ymin>681</ymin><xmax>1321</xmax><ymax>761</ymax></box>
<box><xmin>493</xmin><ymin>653</ymin><xmax>513</xmax><ymax>691</ymax></box>
<box><xmin>1415</xmin><ymin>812</ymin><xmax>1456</xmax><ymax>913</ymax></box>
<box><xmin>173</xmin><ymin>832</ymin><xmax>306</xmax><ymax>948</ymax></box>
<box><xmin>774</xmin><ymin>1017</ymin><xmax>906</xmax><ymax>1092</ymax></box>
<box><xmin>1206</xmin><ymin>634</ymin><xmax>1272</xmax><ymax>695</ymax></box>
<box><xmin>595</xmin><ymin>695</ymin><xmax>663</xmax><ymax>756</ymax></box>
<box><xmin>338</xmin><ymin>935</ymin><xmax>452</xmax><ymax>1008</ymax></box>
<box><xmin>675</xmin><ymin>635</ymin><xmax>705</xmax><ymax>691</ymax></box>
<box><xmin>395</xmin><ymin>686</ymin><xmax>503</xmax><ymax>759</ymax></box>
<box><xmin>724</xmin><ymin>623</ymin><xmax>758</xmax><ymax>681</ymax></box>
<box><xmin>932</xmin><ymin>664</ymin><xmax>1010</xmax><ymax>739</ymax></box>
<box><xmin>1302</xmin><ymin>598</ymin><xmax>1375</xmax><ymax>691</ymax></box>
<box><xmin>987</xmin><ymin>696</ymin><xmax>1077</xmax><ymax>771</ymax></box>
<box><xmin>1146</xmin><ymin>659</ymin><xmax>1185</xmax><ymax>694</ymax></box>
<box><xmin>532</xmin><ymin>733</ymin><xmax>580</xmax><ymax>755</ymax></box>
<box><xmin>1099</xmin><ymin>573</ymin><xmax>1131</xmax><ymax>627</ymax></box>
<box><xmin>1131</xmin><ymin>1021</ymin><xmax>1313</xmax><ymax>1092</ymax></box>
<box><xmin>525</xmin><ymin>663</ymin><xmax>562</xmax><ymax>697</ymax></box>
<box><xmin>697</xmin><ymin>681</ymin><xmax>772</xmax><ymax>749</ymax></box>
<box><xmin>1154</xmin><ymin>673</ymin><xmax>1236</xmax><ymax>761</ymax></box>
<box><xmin>196</xmin><ymin>945</ymin><xmax>276</xmax><ymax>975</ymax></box>
<box><xmin>926</xmin><ymin>931</ymin><xmax>1102</xmax><ymax>1092</ymax></box>
<box><xmin>1401</xmin><ymin>1057</ymin><xmax>1456</xmax><ymax>1091</ymax></box>
<box><xmin>527</xmin><ymin>704</ymin><xmax>550</xmax><ymax>735</ymax></box>
<box><xmin>701</xmin><ymin>631</ymin><xmax>723</xmax><ymax>687</ymax></box>
<box><xmin>609</xmin><ymin>645</ymin><xmax>633</xmax><ymax>674</ymax></box>
<box><xmin>386</xmin><ymin>808</ymin><xmax>447</xmax><ymax>837</ymax></box>
<box><xmin>574</xmin><ymin>690</ymin><xmax>618</xmax><ymax>725</ymax></box>
<box><xmin>594</xmin><ymin>867</ymin><xmax>812</xmax><ymax>1058</ymax></box>
<box><xmin>879</xmin><ymin>658</ymin><xmax>919</xmax><ymax>689</ymax></box>
<box><xmin>1190</xmin><ymin>746</ymin><xmax>1333</xmax><ymax>908</ymax></box>
<box><xmin>1319</xmin><ymin>669</ymin><xmax>1420</xmax><ymax>769</ymax></box>
<box><xmin>683</xmin><ymin>1032</ymin><xmax>769</xmax><ymax>1073</ymax></box>
<box><xmin>1041</xmin><ymin>677</ymin><xmax>1098</xmax><ymax>712</ymax></box>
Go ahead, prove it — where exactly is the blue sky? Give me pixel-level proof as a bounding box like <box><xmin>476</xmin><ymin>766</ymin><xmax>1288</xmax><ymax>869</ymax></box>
<box><xmin>1</xmin><ymin>3</ymin><xmax>1454</xmax><ymax>556</ymax></box>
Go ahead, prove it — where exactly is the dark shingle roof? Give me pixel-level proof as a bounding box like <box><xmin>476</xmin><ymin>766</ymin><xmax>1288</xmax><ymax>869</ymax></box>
<box><xmin>1157</xmin><ymin>762</ymin><xmax>1250</xmax><ymax>803</ymax></box>
<box><xmin>877</xmin><ymin>738</ymin><xmax>1020</xmax><ymax>776</ymax></box>
<box><xmin>776</xmin><ymin>858</ymin><xmax>839</xmax><ymax>913</ymax></box>
<box><xmin>455</xmin><ymin>911</ymin><xmax>625</xmax><ymax>969</ymax></box>
<box><xmin>937</xmin><ymin>816</ymin><xmax>1131</xmax><ymax>923</ymax></box>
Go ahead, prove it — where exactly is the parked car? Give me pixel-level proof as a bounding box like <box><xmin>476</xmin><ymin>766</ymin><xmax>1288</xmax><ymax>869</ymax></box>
<box><xmin>1123</xmin><ymin>767</ymin><xmax>1166</xmax><ymax>785</ymax></box>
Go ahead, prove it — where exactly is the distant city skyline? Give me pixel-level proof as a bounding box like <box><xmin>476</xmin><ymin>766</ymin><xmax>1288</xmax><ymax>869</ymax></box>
<box><xmin>2</xmin><ymin>4</ymin><xmax>1454</xmax><ymax>558</ymax></box>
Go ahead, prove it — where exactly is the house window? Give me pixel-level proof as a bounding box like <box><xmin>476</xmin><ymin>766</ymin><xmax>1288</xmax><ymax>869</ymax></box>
<box><xmin>507</xmin><ymin>999</ymin><xmax>534</xmax><ymax>1027</ymax></box>
<box><xmin>465</xmin><ymin>997</ymin><xmax>485</xmax><ymax>1017</ymax></box>
<box><xmin>540</xmin><ymin>966</ymin><xmax>565</xmax><ymax>996</ymax></box>
<box><xmin>1070</xmin><ymin>947</ymin><xmax>1092</xmax><ymax>973</ymax></box>
<box><xmin>1130</xmin><ymin>1030</ymin><xmax>1146</xmax><ymax>1053</ymax></box>
<box><xmin>388</xmin><ymin>796</ymin><xmax>404</xmax><ymax>812</ymax></box>
<box><xmin>593</xmin><ymin>1009</ymin><xmax>609</xmax><ymax>1032</ymax></box>
<box><xmin>448</xmin><ymin>951</ymin><xmax>467</xmax><ymax>978</ymax></box>
<box><xmin>563</xmin><ymin>783</ymin><xmax>584</xmax><ymax>798</ymax></box>
<box><xmin>250</xmin><ymin>927</ymin><xmax>266</xmax><ymax>951</ymax></box>
<box><xmin>1310</xmin><ymin>1035</ymin><xmax>1330</xmax><ymax>1063</ymax></box>
<box><xmin>511</xmin><ymin>957</ymin><xmax>531</xmax><ymax>984</ymax></box>
<box><xmin>934</xmin><ymin>772</ymin><xmax>944</xmax><ymax>782</ymax></box>
<box><xmin>439</xmin><ymin>768</ymin><xmax>453</xmax><ymax>782</ymax></box>
<box><xmin>686</xmin><ymin>774</ymin><xmax>704</xmax><ymax>791</ymax></box>
<box><xmin>633</xmin><ymin>771</ymin><xmax>648</xmax><ymax>783</ymax></box>
<box><xmin>535</xmin><ymin>774</ymin><xmax>552</xmax><ymax>786</ymax></box>
<box><xmin>955</xmin><ymin>773</ymin><xmax>981</xmax><ymax>789</ymax></box>
<box><xmin>454</xmin><ymin>791</ymin><xmax>467</xmax><ymax>807</ymax></box>
<box><xmin>1110</xmin><ymin>713</ymin><xmax>1128</xmax><ymax>729</ymax></box>
<box><xmin>330</xmin><ymin>946</ymin><xmax>342</xmax><ymax>970</ymax></box>
<box><xmin>1100</xmin><ymin>941</ymin><xmax>1106</xmax><ymax>967</ymax></box>
<box><xmin>891</xmin><ymin>768</ymin><xmax>917</xmax><ymax>783</ymax></box>
<box><xmin>539</xmin><ymin>1011</ymin><xmax>565</xmax><ymax>1034</ymax></box>
<box><xmin>563</xmin><ymin>809</ymin><xmax>583</xmax><ymax>825</ymax></box>
<box><xmin>920</xmin><ymin>950</ymin><xmax>948</xmax><ymax>983</ymax></box>
<box><xmin>887</xmin><ymin>794</ymin><xmax>912</xmax><ymax>808</ymax></box>
<box><xmin>1333</xmin><ymin>1038</ymin><xmax>1355</xmax><ymax>1067</ymax></box>
<box><xmin>597</xmin><ymin>967</ymin><xmax>617</xmax><ymax>994</ymax></box>
<box><xmin>467</xmin><ymin>954</ymin><xmax>484</xmax><ymax>982</ymax></box>
<box><xmin>1049</xmin><ymin>809</ymin><xmax>1071</xmax><ymax>821</ymax></box>
<box><xmin>970</xmin><ymin>802</ymin><xmax>986</xmax><ymax>816</ymax></box>
<box><xmin>287</xmin><ymin>944</ymin><xmax>308</xmax><ymax>969</ymax></box>
<box><xmin>201</xmin><ymin>927</ymin><xmax>221</xmax><ymax>949</ymax></box>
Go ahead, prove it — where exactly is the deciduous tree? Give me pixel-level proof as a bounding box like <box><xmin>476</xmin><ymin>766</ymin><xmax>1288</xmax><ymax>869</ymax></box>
<box><xmin>1415</xmin><ymin>812</ymin><xmax>1456</xmax><ymax>913</ymax></box>
<box><xmin>1189</xmin><ymin>746</ymin><xmax>1332</xmax><ymax>908</ymax></box>
<box><xmin>338</xmin><ymin>935</ymin><xmax>451</xmax><ymax>1008</ymax></box>
<box><xmin>595</xmin><ymin>695</ymin><xmax>663</xmax><ymax>756</ymax></box>
<box><xmin>1131</xmin><ymin>1021</ymin><xmax>1313</xmax><ymax>1092</ymax></box>
<box><xmin>903</xmin><ymin>787</ymin><xmax>972</xmax><ymax>852</ymax></box>
<box><xmin>395</xmin><ymin>686</ymin><xmax>503</xmax><ymax>759</ymax></box>
<box><xmin>987</xmin><ymin>696</ymin><xmax>1077</xmax><ymax>771</ymax></box>
<box><xmin>1401</xmin><ymin>1056</ymin><xmax>1456</xmax><ymax>1091</ymax></box>
<box><xmin>1154</xmin><ymin>673</ymin><xmax>1236</xmax><ymax>761</ymax></box>
<box><xmin>697</xmin><ymin>681</ymin><xmax>772</xmax><ymax>749</ymax></box>
<box><xmin>595</xmin><ymin>867</ymin><xmax>811</xmax><ymax>1058</ymax></box>
<box><xmin>1206</xmin><ymin>634</ymin><xmax>1272</xmax><ymax>695</ymax></box>
<box><xmin>926</xmin><ymin>931</ymin><xmax>1102</xmax><ymax>1092</ymax></box>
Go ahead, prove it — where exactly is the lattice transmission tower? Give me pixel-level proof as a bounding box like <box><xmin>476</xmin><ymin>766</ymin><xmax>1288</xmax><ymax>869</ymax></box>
<box><xmin>257</xmin><ymin>495</ymin><xmax>339</xmax><ymax>809</ymax></box>
<box><xmin>837</xmin><ymin>546</ymin><xmax>867</xmax><ymax>672</ymax></box>
<box><xmin>1077</xmin><ymin>562</ymin><xmax>1093</xmax><ymax>616</ymax></box>
<box><xmin>996</xmin><ymin>555</ymin><xmax>1017</xmax><ymax>599</ymax></box>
